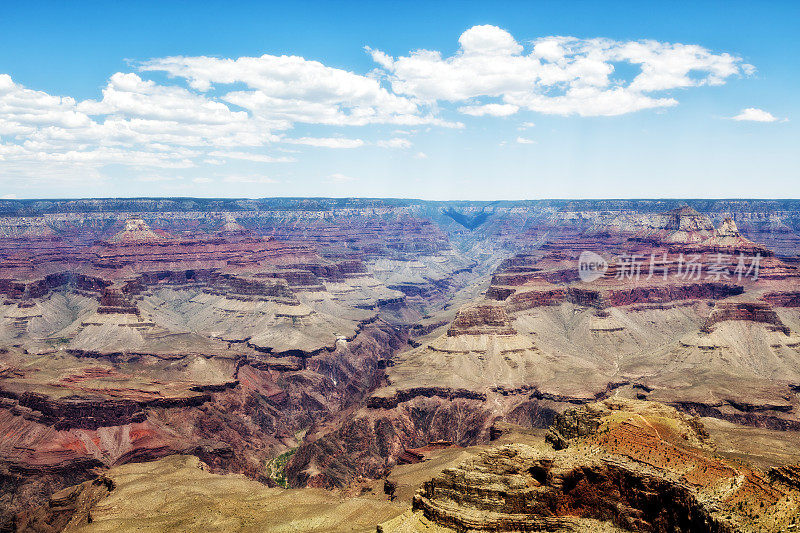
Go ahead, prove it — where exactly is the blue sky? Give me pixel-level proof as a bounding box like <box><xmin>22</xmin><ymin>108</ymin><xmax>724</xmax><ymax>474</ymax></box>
<box><xmin>0</xmin><ymin>0</ymin><xmax>797</xmax><ymax>199</ymax></box>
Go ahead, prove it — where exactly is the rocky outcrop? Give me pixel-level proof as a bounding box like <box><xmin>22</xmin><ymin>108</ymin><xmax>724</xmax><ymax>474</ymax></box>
<box><xmin>701</xmin><ymin>301</ymin><xmax>790</xmax><ymax>334</ymax></box>
<box><xmin>489</xmin><ymin>278</ymin><xmax>743</xmax><ymax>311</ymax></box>
<box><xmin>502</xmin><ymin>287</ymin><xmax>567</xmax><ymax>311</ymax></box>
<box><xmin>384</xmin><ymin>400</ymin><xmax>800</xmax><ymax>532</ymax></box>
<box><xmin>13</xmin><ymin>454</ymin><xmax>405</xmax><ymax>533</ymax></box>
<box><xmin>681</xmin><ymin>217</ymin><xmax>774</xmax><ymax>257</ymax></box>
<box><xmin>446</xmin><ymin>304</ymin><xmax>515</xmax><ymax>336</ymax></box>
<box><xmin>412</xmin><ymin>445</ymin><xmax>729</xmax><ymax>532</ymax></box>
<box><xmin>602</xmin><ymin>282</ymin><xmax>743</xmax><ymax>307</ymax></box>
<box><xmin>0</xmin><ymin>319</ymin><xmax>406</xmax><ymax>528</ymax></box>
<box><xmin>106</xmin><ymin>218</ymin><xmax>167</xmax><ymax>244</ymax></box>
<box><xmin>762</xmin><ymin>291</ymin><xmax>800</xmax><ymax>307</ymax></box>
<box><xmin>768</xmin><ymin>464</ymin><xmax>800</xmax><ymax>490</ymax></box>
<box><xmin>13</xmin><ymin>474</ymin><xmax>115</xmax><ymax>532</ymax></box>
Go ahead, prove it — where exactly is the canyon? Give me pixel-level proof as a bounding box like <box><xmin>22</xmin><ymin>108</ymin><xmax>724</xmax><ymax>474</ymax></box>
<box><xmin>1</xmin><ymin>198</ymin><xmax>799</xmax><ymax>532</ymax></box>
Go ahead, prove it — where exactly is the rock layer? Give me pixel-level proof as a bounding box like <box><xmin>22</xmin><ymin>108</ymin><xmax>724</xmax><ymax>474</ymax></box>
<box><xmin>383</xmin><ymin>400</ymin><xmax>800</xmax><ymax>532</ymax></box>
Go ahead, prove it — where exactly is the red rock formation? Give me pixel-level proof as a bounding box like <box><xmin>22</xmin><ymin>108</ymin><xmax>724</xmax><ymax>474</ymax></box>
<box><xmin>762</xmin><ymin>291</ymin><xmax>800</xmax><ymax>307</ymax></box>
<box><xmin>397</xmin><ymin>400</ymin><xmax>799</xmax><ymax>532</ymax></box>
<box><xmin>701</xmin><ymin>301</ymin><xmax>790</xmax><ymax>334</ymax></box>
<box><xmin>446</xmin><ymin>303</ymin><xmax>516</xmax><ymax>336</ymax></box>
<box><xmin>0</xmin><ymin>320</ymin><xmax>406</xmax><ymax>526</ymax></box>
<box><xmin>1</xmin><ymin>198</ymin><xmax>799</xmax><ymax>529</ymax></box>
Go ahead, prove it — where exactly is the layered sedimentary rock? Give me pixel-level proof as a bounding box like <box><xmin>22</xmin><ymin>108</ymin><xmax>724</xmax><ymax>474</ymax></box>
<box><xmin>686</xmin><ymin>217</ymin><xmax>773</xmax><ymax>256</ymax></box>
<box><xmin>1</xmin><ymin>198</ymin><xmax>800</xmax><ymax>529</ymax></box>
<box><xmin>0</xmin><ymin>209</ymin><xmax>479</xmax><ymax>527</ymax></box>
<box><xmin>289</xmin><ymin>206</ymin><xmax>800</xmax><ymax>493</ymax></box>
<box><xmin>381</xmin><ymin>400</ymin><xmax>800</xmax><ymax>532</ymax></box>
<box><xmin>701</xmin><ymin>301</ymin><xmax>790</xmax><ymax>334</ymax></box>
<box><xmin>13</xmin><ymin>399</ymin><xmax>800</xmax><ymax>533</ymax></box>
<box><xmin>446</xmin><ymin>303</ymin><xmax>515</xmax><ymax>336</ymax></box>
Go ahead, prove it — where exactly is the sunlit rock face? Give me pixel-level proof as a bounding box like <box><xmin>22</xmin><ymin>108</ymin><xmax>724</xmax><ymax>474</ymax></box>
<box><xmin>0</xmin><ymin>200</ymin><xmax>477</xmax><ymax>526</ymax></box>
<box><xmin>1</xmin><ymin>198</ymin><xmax>800</xmax><ymax>529</ymax></box>
<box><xmin>285</xmin><ymin>201</ymin><xmax>800</xmax><ymax>497</ymax></box>
<box><xmin>381</xmin><ymin>400</ymin><xmax>800</xmax><ymax>532</ymax></box>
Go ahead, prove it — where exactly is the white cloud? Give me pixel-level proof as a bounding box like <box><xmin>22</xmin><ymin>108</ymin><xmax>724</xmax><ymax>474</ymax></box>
<box><xmin>518</xmin><ymin>121</ymin><xmax>536</xmax><ymax>129</ymax></box>
<box><xmin>2</xmin><ymin>194</ymin><xmax>17</xmax><ymax>199</ymax></box>
<box><xmin>192</xmin><ymin>177</ymin><xmax>213</xmax><ymax>183</ymax></box>
<box><xmin>370</xmin><ymin>26</ymin><xmax>753</xmax><ymax>117</ymax></box>
<box><xmin>0</xmin><ymin>74</ymin><xmax>90</xmax><ymax>130</ymax></box>
<box><xmin>364</xmin><ymin>46</ymin><xmax>394</xmax><ymax>69</ymax></box>
<box><xmin>730</xmin><ymin>107</ymin><xmax>785</xmax><ymax>122</ymax></box>
<box><xmin>458</xmin><ymin>103</ymin><xmax>519</xmax><ymax>117</ymax></box>
<box><xmin>77</xmin><ymin>73</ymin><xmax>249</xmax><ymax>125</ymax></box>
<box><xmin>516</xmin><ymin>136</ymin><xmax>536</xmax><ymax>144</ymax></box>
<box><xmin>413</xmin><ymin>151</ymin><xmax>428</xmax><ymax>159</ymax></box>
<box><xmin>377</xmin><ymin>137</ymin><xmax>412</xmax><ymax>149</ymax></box>
<box><xmin>0</xmin><ymin>73</ymin><xmax>277</xmax><ymax>172</ymax></box>
<box><xmin>459</xmin><ymin>25</ymin><xmax>523</xmax><ymax>56</ymax></box>
<box><xmin>283</xmin><ymin>137</ymin><xmax>364</xmax><ymax>148</ymax></box>
<box><xmin>0</xmin><ymin>27</ymin><xmax>760</xmax><ymax>186</ymax></box>
<box><xmin>0</xmin><ymin>50</ymin><xmax>457</xmax><ymax>180</ymax></box>
<box><xmin>139</xmin><ymin>54</ymin><xmax>453</xmax><ymax>128</ymax></box>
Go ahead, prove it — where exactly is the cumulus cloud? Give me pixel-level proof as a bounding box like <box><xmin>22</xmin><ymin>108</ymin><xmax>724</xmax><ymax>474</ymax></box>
<box><xmin>0</xmin><ymin>73</ymin><xmax>278</xmax><ymax>172</ymax></box>
<box><xmin>516</xmin><ymin>137</ymin><xmax>536</xmax><ymax>144</ymax></box>
<box><xmin>139</xmin><ymin>54</ymin><xmax>456</xmax><ymax>128</ymax></box>
<box><xmin>459</xmin><ymin>25</ymin><xmax>523</xmax><ymax>56</ymax></box>
<box><xmin>730</xmin><ymin>107</ymin><xmax>785</xmax><ymax>122</ymax></box>
<box><xmin>370</xmin><ymin>25</ymin><xmax>753</xmax><ymax>117</ymax></box>
<box><xmin>365</xmin><ymin>46</ymin><xmax>394</xmax><ymax>69</ymax></box>
<box><xmin>77</xmin><ymin>73</ymin><xmax>249</xmax><ymax>124</ymax></box>
<box><xmin>0</xmin><ymin>26</ymin><xmax>759</xmax><ymax>185</ymax></box>
<box><xmin>458</xmin><ymin>103</ymin><xmax>519</xmax><ymax>117</ymax></box>
<box><xmin>0</xmin><ymin>49</ymin><xmax>455</xmax><ymax>178</ymax></box>
<box><xmin>0</xmin><ymin>74</ymin><xmax>90</xmax><ymax>130</ymax></box>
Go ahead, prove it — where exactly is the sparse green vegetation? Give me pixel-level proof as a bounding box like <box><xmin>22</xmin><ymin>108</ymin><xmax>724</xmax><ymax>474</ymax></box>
<box><xmin>45</xmin><ymin>337</ymin><xmax>71</xmax><ymax>347</ymax></box>
<box><xmin>265</xmin><ymin>449</ymin><xmax>296</xmax><ymax>488</ymax></box>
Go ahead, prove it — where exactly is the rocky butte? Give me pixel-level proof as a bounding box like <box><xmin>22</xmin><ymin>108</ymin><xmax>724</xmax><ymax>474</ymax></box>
<box><xmin>0</xmin><ymin>198</ymin><xmax>798</xmax><ymax>532</ymax></box>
